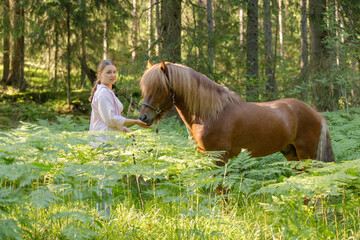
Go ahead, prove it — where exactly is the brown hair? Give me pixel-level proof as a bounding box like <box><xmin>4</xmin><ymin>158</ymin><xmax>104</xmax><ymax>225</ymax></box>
<box><xmin>88</xmin><ymin>59</ymin><xmax>115</xmax><ymax>102</ymax></box>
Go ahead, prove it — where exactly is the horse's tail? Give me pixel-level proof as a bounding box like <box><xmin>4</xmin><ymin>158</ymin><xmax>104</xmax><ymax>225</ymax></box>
<box><xmin>316</xmin><ymin>117</ymin><xmax>334</xmax><ymax>162</ymax></box>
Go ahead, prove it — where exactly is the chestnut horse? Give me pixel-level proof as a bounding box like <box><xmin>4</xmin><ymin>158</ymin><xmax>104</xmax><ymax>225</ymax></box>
<box><xmin>138</xmin><ymin>61</ymin><xmax>334</xmax><ymax>164</ymax></box>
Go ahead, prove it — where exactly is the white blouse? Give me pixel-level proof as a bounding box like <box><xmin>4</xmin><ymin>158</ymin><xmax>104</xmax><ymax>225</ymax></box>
<box><xmin>89</xmin><ymin>84</ymin><xmax>126</xmax><ymax>132</ymax></box>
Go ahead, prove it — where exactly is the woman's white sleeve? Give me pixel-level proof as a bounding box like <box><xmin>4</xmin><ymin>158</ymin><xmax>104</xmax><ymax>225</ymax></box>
<box><xmin>97</xmin><ymin>93</ymin><xmax>126</xmax><ymax>128</ymax></box>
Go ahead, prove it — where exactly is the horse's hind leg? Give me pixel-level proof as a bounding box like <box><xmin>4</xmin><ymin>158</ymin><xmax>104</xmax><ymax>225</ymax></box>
<box><xmin>281</xmin><ymin>142</ymin><xmax>317</xmax><ymax>161</ymax></box>
<box><xmin>294</xmin><ymin>140</ymin><xmax>317</xmax><ymax>161</ymax></box>
<box><xmin>283</xmin><ymin>143</ymin><xmax>312</xmax><ymax>172</ymax></box>
<box><xmin>281</xmin><ymin>144</ymin><xmax>298</xmax><ymax>161</ymax></box>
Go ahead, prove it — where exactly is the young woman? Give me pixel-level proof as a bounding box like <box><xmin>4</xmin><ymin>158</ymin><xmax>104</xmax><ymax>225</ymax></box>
<box><xmin>89</xmin><ymin>59</ymin><xmax>149</xmax><ymax>214</ymax></box>
<box><xmin>89</xmin><ymin>59</ymin><xmax>150</xmax><ymax>132</ymax></box>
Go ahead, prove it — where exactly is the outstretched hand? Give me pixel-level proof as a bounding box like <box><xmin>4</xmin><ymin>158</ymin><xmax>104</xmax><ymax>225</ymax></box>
<box><xmin>136</xmin><ymin>119</ymin><xmax>152</xmax><ymax>129</ymax></box>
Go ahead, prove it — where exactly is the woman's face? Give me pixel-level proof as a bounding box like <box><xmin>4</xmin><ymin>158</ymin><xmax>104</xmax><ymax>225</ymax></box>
<box><xmin>100</xmin><ymin>65</ymin><xmax>117</xmax><ymax>86</ymax></box>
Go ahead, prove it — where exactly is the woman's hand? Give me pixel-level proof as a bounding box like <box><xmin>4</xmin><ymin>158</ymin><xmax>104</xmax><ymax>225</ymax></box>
<box><xmin>135</xmin><ymin>119</ymin><xmax>152</xmax><ymax>129</ymax></box>
<box><xmin>124</xmin><ymin>118</ymin><xmax>152</xmax><ymax>128</ymax></box>
<box><xmin>123</xmin><ymin>126</ymin><xmax>131</xmax><ymax>133</ymax></box>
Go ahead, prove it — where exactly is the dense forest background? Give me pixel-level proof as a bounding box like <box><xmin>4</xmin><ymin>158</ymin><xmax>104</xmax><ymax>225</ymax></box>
<box><xmin>0</xmin><ymin>0</ymin><xmax>359</xmax><ymax>112</ymax></box>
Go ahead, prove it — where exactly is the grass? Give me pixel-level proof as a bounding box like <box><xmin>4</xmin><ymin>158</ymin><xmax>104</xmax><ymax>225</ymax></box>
<box><xmin>0</xmin><ymin>107</ymin><xmax>360</xmax><ymax>239</ymax></box>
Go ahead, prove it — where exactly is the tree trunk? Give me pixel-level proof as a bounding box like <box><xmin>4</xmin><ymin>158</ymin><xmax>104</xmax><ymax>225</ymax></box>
<box><xmin>20</xmin><ymin>17</ymin><xmax>25</xmax><ymax>92</ymax></box>
<box><xmin>236</xmin><ymin>5</ymin><xmax>245</xmax><ymax>80</ymax></box>
<box><xmin>273</xmin><ymin>0</ymin><xmax>279</xmax><ymax>87</ymax></box>
<box><xmin>309</xmin><ymin>0</ymin><xmax>331</xmax><ymax>111</ymax></box>
<box><xmin>355</xmin><ymin>58</ymin><xmax>360</xmax><ymax>101</ymax></box>
<box><xmin>47</xmin><ymin>46</ymin><xmax>51</xmax><ymax>73</ymax></box>
<box><xmin>278</xmin><ymin>0</ymin><xmax>284</xmax><ymax>59</ymax></box>
<box><xmin>206</xmin><ymin>0</ymin><xmax>215</xmax><ymax>69</ymax></box>
<box><xmin>329</xmin><ymin>0</ymin><xmax>340</xmax><ymax>108</ymax></box>
<box><xmin>103</xmin><ymin>13</ymin><xmax>109</xmax><ymax>60</ymax></box>
<box><xmin>196</xmin><ymin>0</ymin><xmax>205</xmax><ymax>60</ymax></box>
<box><xmin>263</xmin><ymin>0</ymin><xmax>276</xmax><ymax>98</ymax></box>
<box><xmin>160</xmin><ymin>0</ymin><xmax>182</xmax><ymax>62</ymax></box>
<box><xmin>79</xmin><ymin>57</ymin><xmax>96</xmax><ymax>86</ymax></box>
<box><xmin>54</xmin><ymin>20</ymin><xmax>59</xmax><ymax>89</ymax></box>
<box><xmin>66</xmin><ymin>5</ymin><xmax>71</xmax><ymax>107</ymax></box>
<box><xmin>300</xmin><ymin>0</ymin><xmax>309</xmax><ymax>100</ymax></box>
<box><xmin>148</xmin><ymin>0</ymin><xmax>154</xmax><ymax>56</ymax></box>
<box><xmin>80</xmin><ymin>0</ymin><xmax>87</xmax><ymax>89</ymax></box>
<box><xmin>186</xmin><ymin>1</ymin><xmax>196</xmax><ymax>61</ymax></box>
<box><xmin>309</xmin><ymin>0</ymin><xmax>327</xmax><ymax>72</ymax></box>
<box><xmin>159</xmin><ymin>0</ymin><xmax>182</xmax><ymax>120</ymax></box>
<box><xmin>7</xmin><ymin>0</ymin><xmax>26</xmax><ymax>91</ymax></box>
<box><xmin>131</xmin><ymin>0</ymin><xmax>138</xmax><ymax>60</ymax></box>
<box><xmin>239</xmin><ymin>7</ymin><xmax>244</xmax><ymax>47</ymax></box>
<box><xmin>1</xmin><ymin>0</ymin><xmax>10</xmax><ymax>85</ymax></box>
<box><xmin>334</xmin><ymin>0</ymin><xmax>339</xmax><ymax>66</ymax></box>
<box><xmin>80</xmin><ymin>30</ymin><xmax>87</xmax><ymax>89</ymax></box>
<box><xmin>246</xmin><ymin>0</ymin><xmax>259</xmax><ymax>102</ymax></box>
<box><xmin>155</xmin><ymin>0</ymin><xmax>160</xmax><ymax>55</ymax></box>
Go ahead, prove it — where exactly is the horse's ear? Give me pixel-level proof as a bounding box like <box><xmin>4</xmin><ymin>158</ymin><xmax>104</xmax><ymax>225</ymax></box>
<box><xmin>160</xmin><ymin>60</ymin><xmax>167</xmax><ymax>72</ymax></box>
<box><xmin>147</xmin><ymin>60</ymin><xmax>153</xmax><ymax>68</ymax></box>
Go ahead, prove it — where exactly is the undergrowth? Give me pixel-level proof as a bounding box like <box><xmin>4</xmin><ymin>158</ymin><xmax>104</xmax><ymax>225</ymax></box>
<box><xmin>0</xmin><ymin>108</ymin><xmax>360</xmax><ymax>239</ymax></box>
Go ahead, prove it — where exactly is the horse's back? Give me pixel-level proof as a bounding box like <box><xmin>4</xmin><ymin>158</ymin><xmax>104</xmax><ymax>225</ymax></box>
<box><xmin>218</xmin><ymin>98</ymin><xmax>323</xmax><ymax>159</ymax></box>
<box><xmin>274</xmin><ymin>98</ymin><xmax>323</xmax><ymax>135</ymax></box>
<box><xmin>255</xmin><ymin>98</ymin><xmax>324</xmax><ymax>159</ymax></box>
<box><xmin>255</xmin><ymin>98</ymin><xmax>323</xmax><ymax>140</ymax></box>
<box><xmin>215</xmin><ymin>99</ymin><xmax>297</xmax><ymax>157</ymax></box>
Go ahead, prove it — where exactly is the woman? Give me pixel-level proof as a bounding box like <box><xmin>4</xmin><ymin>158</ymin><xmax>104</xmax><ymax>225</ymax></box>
<box><xmin>89</xmin><ymin>59</ymin><xmax>150</xmax><ymax>133</ymax></box>
<box><xmin>89</xmin><ymin>59</ymin><xmax>149</xmax><ymax>214</ymax></box>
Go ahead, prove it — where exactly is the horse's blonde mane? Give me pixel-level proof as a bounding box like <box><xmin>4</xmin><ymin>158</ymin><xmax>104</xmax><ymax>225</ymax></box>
<box><xmin>140</xmin><ymin>63</ymin><xmax>242</xmax><ymax>119</ymax></box>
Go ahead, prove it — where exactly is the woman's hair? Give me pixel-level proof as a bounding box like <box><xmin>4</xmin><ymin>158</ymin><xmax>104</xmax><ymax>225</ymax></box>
<box><xmin>88</xmin><ymin>59</ymin><xmax>115</xmax><ymax>102</ymax></box>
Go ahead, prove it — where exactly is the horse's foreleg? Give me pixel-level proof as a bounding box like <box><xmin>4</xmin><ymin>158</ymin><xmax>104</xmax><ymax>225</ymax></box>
<box><xmin>215</xmin><ymin>154</ymin><xmax>231</xmax><ymax>212</ymax></box>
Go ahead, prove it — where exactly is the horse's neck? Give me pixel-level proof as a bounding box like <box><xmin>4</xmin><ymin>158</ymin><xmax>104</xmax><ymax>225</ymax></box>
<box><xmin>174</xmin><ymin>98</ymin><xmax>201</xmax><ymax>130</ymax></box>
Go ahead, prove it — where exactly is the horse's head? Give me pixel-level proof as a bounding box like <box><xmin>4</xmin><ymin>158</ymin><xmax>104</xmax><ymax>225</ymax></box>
<box><xmin>138</xmin><ymin>60</ymin><xmax>175</xmax><ymax>126</ymax></box>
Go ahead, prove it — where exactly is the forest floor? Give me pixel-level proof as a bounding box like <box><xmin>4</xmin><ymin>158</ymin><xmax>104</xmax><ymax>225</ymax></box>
<box><xmin>0</xmin><ymin>88</ymin><xmax>91</xmax><ymax>129</ymax></box>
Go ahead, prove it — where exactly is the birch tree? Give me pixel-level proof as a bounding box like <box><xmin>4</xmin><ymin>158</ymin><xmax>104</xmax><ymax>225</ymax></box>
<box><xmin>278</xmin><ymin>0</ymin><xmax>284</xmax><ymax>59</ymax></box>
<box><xmin>239</xmin><ymin>6</ymin><xmax>245</xmax><ymax>47</ymax></box>
<box><xmin>103</xmin><ymin>14</ymin><xmax>109</xmax><ymax>60</ymax></box>
<box><xmin>148</xmin><ymin>0</ymin><xmax>154</xmax><ymax>56</ymax></box>
<box><xmin>155</xmin><ymin>0</ymin><xmax>160</xmax><ymax>55</ymax></box>
<box><xmin>131</xmin><ymin>0</ymin><xmax>138</xmax><ymax>60</ymax></box>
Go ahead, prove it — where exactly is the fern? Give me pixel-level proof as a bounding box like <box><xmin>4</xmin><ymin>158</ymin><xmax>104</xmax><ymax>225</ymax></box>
<box><xmin>0</xmin><ymin>219</ymin><xmax>22</xmax><ymax>240</ymax></box>
<box><xmin>0</xmin><ymin>108</ymin><xmax>360</xmax><ymax>239</ymax></box>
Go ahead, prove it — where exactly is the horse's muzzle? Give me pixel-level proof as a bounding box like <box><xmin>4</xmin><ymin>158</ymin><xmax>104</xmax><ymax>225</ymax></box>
<box><xmin>138</xmin><ymin>113</ymin><xmax>154</xmax><ymax>126</ymax></box>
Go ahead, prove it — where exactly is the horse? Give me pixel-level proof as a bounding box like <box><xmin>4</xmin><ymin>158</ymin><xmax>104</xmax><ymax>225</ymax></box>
<box><xmin>138</xmin><ymin>60</ymin><xmax>334</xmax><ymax>164</ymax></box>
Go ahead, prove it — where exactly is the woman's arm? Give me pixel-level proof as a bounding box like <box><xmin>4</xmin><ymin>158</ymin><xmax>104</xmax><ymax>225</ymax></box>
<box><xmin>124</xmin><ymin>119</ymin><xmax>151</xmax><ymax>128</ymax></box>
<box><xmin>97</xmin><ymin>91</ymin><xmax>150</xmax><ymax>129</ymax></box>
